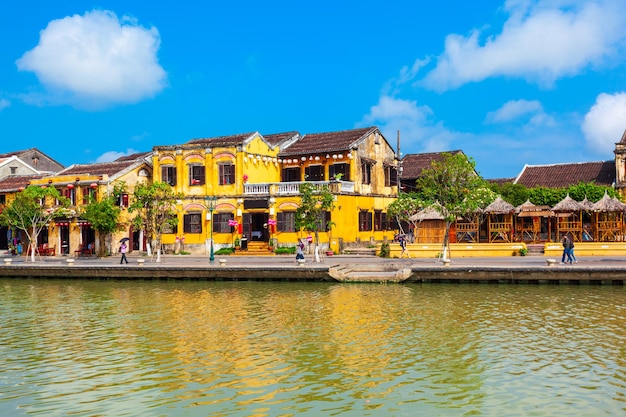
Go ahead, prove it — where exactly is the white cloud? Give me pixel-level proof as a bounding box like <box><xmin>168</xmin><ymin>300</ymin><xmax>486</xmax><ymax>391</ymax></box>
<box><xmin>420</xmin><ymin>0</ymin><xmax>626</xmax><ymax>91</ymax></box>
<box><xmin>486</xmin><ymin>99</ymin><xmax>543</xmax><ymax>123</ymax></box>
<box><xmin>581</xmin><ymin>92</ymin><xmax>626</xmax><ymax>154</ymax></box>
<box><xmin>485</xmin><ymin>99</ymin><xmax>555</xmax><ymax>128</ymax></box>
<box><xmin>95</xmin><ymin>148</ymin><xmax>139</xmax><ymax>163</ymax></box>
<box><xmin>358</xmin><ymin>95</ymin><xmax>457</xmax><ymax>153</ymax></box>
<box><xmin>16</xmin><ymin>10</ymin><xmax>167</xmax><ymax>109</ymax></box>
<box><xmin>0</xmin><ymin>98</ymin><xmax>10</xmax><ymax>110</ymax></box>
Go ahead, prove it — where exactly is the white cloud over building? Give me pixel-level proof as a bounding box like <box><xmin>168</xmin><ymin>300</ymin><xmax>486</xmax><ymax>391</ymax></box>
<box><xmin>16</xmin><ymin>10</ymin><xmax>167</xmax><ymax>109</ymax></box>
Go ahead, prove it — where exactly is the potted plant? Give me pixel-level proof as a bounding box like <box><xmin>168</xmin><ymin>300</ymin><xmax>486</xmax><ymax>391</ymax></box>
<box><xmin>234</xmin><ymin>236</ymin><xmax>240</xmax><ymax>250</ymax></box>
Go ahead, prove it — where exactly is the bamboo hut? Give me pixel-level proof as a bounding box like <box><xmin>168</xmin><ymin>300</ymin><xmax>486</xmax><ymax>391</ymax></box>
<box><xmin>409</xmin><ymin>203</ymin><xmax>446</xmax><ymax>243</ymax></box>
<box><xmin>514</xmin><ymin>200</ymin><xmax>553</xmax><ymax>242</ymax></box>
<box><xmin>454</xmin><ymin>210</ymin><xmax>481</xmax><ymax>243</ymax></box>
<box><xmin>551</xmin><ymin>194</ymin><xmax>585</xmax><ymax>242</ymax></box>
<box><xmin>484</xmin><ymin>197</ymin><xmax>515</xmax><ymax>242</ymax></box>
<box><xmin>591</xmin><ymin>193</ymin><xmax>626</xmax><ymax>241</ymax></box>
<box><xmin>580</xmin><ymin>196</ymin><xmax>595</xmax><ymax>241</ymax></box>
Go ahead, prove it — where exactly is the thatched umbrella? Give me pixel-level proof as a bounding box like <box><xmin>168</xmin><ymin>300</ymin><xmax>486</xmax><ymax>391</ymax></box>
<box><xmin>591</xmin><ymin>192</ymin><xmax>626</xmax><ymax>212</ymax></box>
<box><xmin>409</xmin><ymin>203</ymin><xmax>446</xmax><ymax>221</ymax></box>
<box><xmin>552</xmin><ymin>194</ymin><xmax>584</xmax><ymax>212</ymax></box>
<box><xmin>591</xmin><ymin>192</ymin><xmax>626</xmax><ymax>241</ymax></box>
<box><xmin>484</xmin><ymin>196</ymin><xmax>514</xmax><ymax>214</ymax></box>
<box><xmin>484</xmin><ymin>197</ymin><xmax>514</xmax><ymax>242</ymax></box>
<box><xmin>580</xmin><ymin>196</ymin><xmax>594</xmax><ymax>211</ymax></box>
<box><xmin>552</xmin><ymin>194</ymin><xmax>585</xmax><ymax>241</ymax></box>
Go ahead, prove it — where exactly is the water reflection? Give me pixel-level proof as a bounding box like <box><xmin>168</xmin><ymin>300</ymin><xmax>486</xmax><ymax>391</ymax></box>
<box><xmin>1</xmin><ymin>280</ymin><xmax>625</xmax><ymax>416</ymax></box>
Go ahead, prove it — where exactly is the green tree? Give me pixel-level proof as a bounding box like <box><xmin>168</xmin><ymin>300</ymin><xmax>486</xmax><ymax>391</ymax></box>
<box><xmin>295</xmin><ymin>182</ymin><xmax>334</xmax><ymax>262</ymax></box>
<box><xmin>80</xmin><ymin>186</ymin><xmax>123</xmax><ymax>257</ymax></box>
<box><xmin>416</xmin><ymin>152</ymin><xmax>487</xmax><ymax>260</ymax></box>
<box><xmin>0</xmin><ymin>186</ymin><xmax>71</xmax><ymax>262</ymax></box>
<box><xmin>386</xmin><ymin>192</ymin><xmax>427</xmax><ymax>235</ymax></box>
<box><xmin>128</xmin><ymin>181</ymin><xmax>180</xmax><ymax>262</ymax></box>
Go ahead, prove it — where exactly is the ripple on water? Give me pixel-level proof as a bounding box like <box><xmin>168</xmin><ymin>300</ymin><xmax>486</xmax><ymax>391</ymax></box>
<box><xmin>0</xmin><ymin>280</ymin><xmax>625</xmax><ymax>416</ymax></box>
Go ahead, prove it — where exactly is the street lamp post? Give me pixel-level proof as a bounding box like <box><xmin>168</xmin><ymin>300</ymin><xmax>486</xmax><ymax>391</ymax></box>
<box><xmin>205</xmin><ymin>196</ymin><xmax>217</xmax><ymax>263</ymax></box>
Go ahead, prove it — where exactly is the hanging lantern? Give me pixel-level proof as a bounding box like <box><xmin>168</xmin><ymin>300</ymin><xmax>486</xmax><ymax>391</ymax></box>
<box><xmin>90</xmin><ymin>183</ymin><xmax>98</xmax><ymax>188</ymax></box>
<box><xmin>301</xmin><ymin>156</ymin><xmax>306</xmax><ymax>161</ymax></box>
<box><xmin>66</xmin><ymin>184</ymin><xmax>75</xmax><ymax>189</ymax></box>
<box><xmin>315</xmin><ymin>156</ymin><xmax>320</xmax><ymax>161</ymax></box>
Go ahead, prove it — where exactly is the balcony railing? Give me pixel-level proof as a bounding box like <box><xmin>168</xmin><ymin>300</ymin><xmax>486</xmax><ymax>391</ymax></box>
<box><xmin>243</xmin><ymin>180</ymin><xmax>355</xmax><ymax>196</ymax></box>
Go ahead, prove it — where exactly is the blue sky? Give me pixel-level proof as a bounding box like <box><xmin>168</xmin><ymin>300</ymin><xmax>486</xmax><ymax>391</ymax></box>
<box><xmin>2</xmin><ymin>0</ymin><xmax>626</xmax><ymax>179</ymax></box>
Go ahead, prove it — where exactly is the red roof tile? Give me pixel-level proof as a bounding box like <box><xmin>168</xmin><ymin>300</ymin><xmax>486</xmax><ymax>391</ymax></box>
<box><xmin>187</xmin><ymin>132</ymin><xmax>256</xmax><ymax>146</ymax></box>
<box><xmin>514</xmin><ymin>161</ymin><xmax>615</xmax><ymax>188</ymax></box>
<box><xmin>279</xmin><ymin>127</ymin><xmax>377</xmax><ymax>156</ymax></box>
<box><xmin>0</xmin><ymin>174</ymin><xmax>45</xmax><ymax>192</ymax></box>
<box><xmin>399</xmin><ymin>150</ymin><xmax>464</xmax><ymax>179</ymax></box>
<box><xmin>58</xmin><ymin>161</ymin><xmax>138</xmax><ymax>177</ymax></box>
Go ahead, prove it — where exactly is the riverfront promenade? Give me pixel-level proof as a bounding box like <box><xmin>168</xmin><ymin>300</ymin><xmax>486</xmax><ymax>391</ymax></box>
<box><xmin>2</xmin><ymin>252</ymin><xmax>626</xmax><ymax>283</ymax></box>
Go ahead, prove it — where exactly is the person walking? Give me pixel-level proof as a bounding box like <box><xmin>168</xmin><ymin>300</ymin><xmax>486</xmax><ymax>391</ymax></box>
<box><xmin>295</xmin><ymin>238</ymin><xmax>305</xmax><ymax>262</ymax></box>
<box><xmin>399</xmin><ymin>234</ymin><xmax>410</xmax><ymax>258</ymax></box>
<box><xmin>561</xmin><ymin>235</ymin><xmax>573</xmax><ymax>264</ymax></box>
<box><xmin>119</xmin><ymin>241</ymin><xmax>129</xmax><ymax>264</ymax></box>
<box><xmin>569</xmin><ymin>236</ymin><xmax>578</xmax><ymax>264</ymax></box>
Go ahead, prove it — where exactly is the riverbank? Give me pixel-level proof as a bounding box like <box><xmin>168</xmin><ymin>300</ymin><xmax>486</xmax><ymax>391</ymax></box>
<box><xmin>2</xmin><ymin>252</ymin><xmax>626</xmax><ymax>284</ymax></box>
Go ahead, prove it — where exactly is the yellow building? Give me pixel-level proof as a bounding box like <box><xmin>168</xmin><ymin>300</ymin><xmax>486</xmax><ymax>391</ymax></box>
<box><xmin>153</xmin><ymin>127</ymin><xmax>399</xmax><ymax>254</ymax></box>
<box><xmin>25</xmin><ymin>155</ymin><xmax>152</xmax><ymax>255</ymax></box>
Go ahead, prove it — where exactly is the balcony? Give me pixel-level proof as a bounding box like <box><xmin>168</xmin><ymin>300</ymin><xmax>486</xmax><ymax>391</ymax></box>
<box><xmin>243</xmin><ymin>180</ymin><xmax>355</xmax><ymax>196</ymax></box>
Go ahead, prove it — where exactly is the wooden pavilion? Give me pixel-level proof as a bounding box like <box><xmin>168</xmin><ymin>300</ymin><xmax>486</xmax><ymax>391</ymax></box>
<box><xmin>484</xmin><ymin>197</ymin><xmax>515</xmax><ymax>243</ymax></box>
<box><xmin>514</xmin><ymin>200</ymin><xmax>553</xmax><ymax>242</ymax></box>
<box><xmin>409</xmin><ymin>204</ymin><xmax>446</xmax><ymax>243</ymax></box>
<box><xmin>552</xmin><ymin>194</ymin><xmax>585</xmax><ymax>242</ymax></box>
<box><xmin>591</xmin><ymin>193</ymin><xmax>626</xmax><ymax>241</ymax></box>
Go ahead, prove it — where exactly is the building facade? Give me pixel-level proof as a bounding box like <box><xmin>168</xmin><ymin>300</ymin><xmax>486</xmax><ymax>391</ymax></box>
<box><xmin>152</xmin><ymin>127</ymin><xmax>399</xmax><ymax>254</ymax></box>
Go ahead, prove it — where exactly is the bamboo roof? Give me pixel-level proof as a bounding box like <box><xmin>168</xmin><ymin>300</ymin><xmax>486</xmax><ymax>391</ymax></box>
<box><xmin>580</xmin><ymin>196</ymin><xmax>594</xmax><ymax>210</ymax></box>
<box><xmin>591</xmin><ymin>193</ymin><xmax>626</xmax><ymax>212</ymax></box>
<box><xmin>515</xmin><ymin>199</ymin><xmax>554</xmax><ymax>217</ymax></box>
<box><xmin>483</xmin><ymin>196</ymin><xmax>515</xmax><ymax>214</ymax></box>
<box><xmin>409</xmin><ymin>203</ymin><xmax>446</xmax><ymax>221</ymax></box>
<box><xmin>552</xmin><ymin>194</ymin><xmax>585</xmax><ymax>212</ymax></box>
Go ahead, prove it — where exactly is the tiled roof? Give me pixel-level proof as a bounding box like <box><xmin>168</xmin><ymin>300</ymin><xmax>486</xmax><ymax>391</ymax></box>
<box><xmin>187</xmin><ymin>132</ymin><xmax>256</xmax><ymax>146</ymax></box>
<box><xmin>0</xmin><ymin>174</ymin><xmax>45</xmax><ymax>192</ymax></box>
<box><xmin>514</xmin><ymin>161</ymin><xmax>615</xmax><ymax>188</ymax></box>
<box><xmin>487</xmin><ymin>177</ymin><xmax>515</xmax><ymax>186</ymax></box>
<box><xmin>114</xmin><ymin>151</ymin><xmax>151</xmax><ymax>162</ymax></box>
<box><xmin>279</xmin><ymin>127</ymin><xmax>377</xmax><ymax>156</ymax></box>
<box><xmin>399</xmin><ymin>150</ymin><xmax>463</xmax><ymax>179</ymax></box>
<box><xmin>0</xmin><ymin>149</ymin><xmax>30</xmax><ymax>159</ymax></box>
<box><xmin>263</xmin><ymin>131</ymin><xmax>300</xmax><ymax>147</ymax></box>
<box><xmin>58</xmin><ymin>160</ymin><xmax>138</xmax><ymax>177</ymax></box>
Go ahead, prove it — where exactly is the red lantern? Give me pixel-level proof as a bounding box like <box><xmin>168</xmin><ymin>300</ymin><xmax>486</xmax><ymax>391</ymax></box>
<box><xmin>90</xmin><ymin>183</ymin><xmax>98</xmax><ymax>188</ymax></box>
<box><xmin>67</xmin><ymin>184</ymin><xmax>74</xmax><ymax>189</ymax></box>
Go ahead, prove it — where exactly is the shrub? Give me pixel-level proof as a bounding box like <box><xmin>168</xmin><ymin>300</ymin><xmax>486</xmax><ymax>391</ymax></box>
<box><xmin>274</xmin><ymin>246</ymin><xmax>296</xmax><ymax>255</ymax></box>
<box><xmin>379</xmin><ymin>242</ymin><xmax>390</xmax><ymax>258</ymax></box>
<box><xmin>215</xmin><ymin>247</ymin><xmax>235</xmax><ymax>255</ymax></box>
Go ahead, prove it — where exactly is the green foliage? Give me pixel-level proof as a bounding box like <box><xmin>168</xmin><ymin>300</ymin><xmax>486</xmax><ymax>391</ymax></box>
<box><xmin>379</xmin><ymin>242</ymin><xmax>390</xmax><ymax>258</ymax></box>
<box><xmin>415</xmin><ymin>153</ymin><xmax>488</xmax><ymax>259</ymax></box>
<box><xmin>128</xmin><ymin>181</ymin><xmax>182</xmax><ymax>259</ymax></box>
<box><xmin>489</xmin><ymin>182</ymin><xmax>529</xmax><ymax>207</ymax></box>
<box><xmin>295</xmin><ymin>182</ymin><xmax>334</xmax><ymax>262</ymax></box>
<box><xmin>491</xmin><ymin>181</ymin><xmax>619</xmax><ymax>206</ymax></box>
<box><xmin>519</xmin><ymin>247</ymin><xmax>528</xmax><ymax>256</ymax></box>
<box><xmin>416</xmin><ymin>153</ymin><xmax>488</xmax><ymax>222</ymax></box>
<box><xmin>215</xmin><ymin>247</ymin><xmax>235</xmax><ymax>255</ymax></box>
<box><xmin>274</xmin><ymin>246</ymin><xmax>296</xmax><ymax>255</ymax></box>
<box><xmin>387</xmin><ymin>192</ymin><xmax>427</xmax><ymax>222</ymax></box>
<box><xmin>81</xmin><ymin>194</ymin><xmax>122</xmax><ymax>257</ymax></box>
<box><xmin>0</xmin><ymin>186</ymin><xmax>71</xmax><ymax>261</ymax></box>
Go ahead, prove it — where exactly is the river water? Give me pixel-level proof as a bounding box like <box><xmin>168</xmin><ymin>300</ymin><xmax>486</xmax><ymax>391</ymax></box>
<box><xmin>1</xmin><ymin>279</ymin><xmax>625</xmax><ymax>417</ymax></box>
